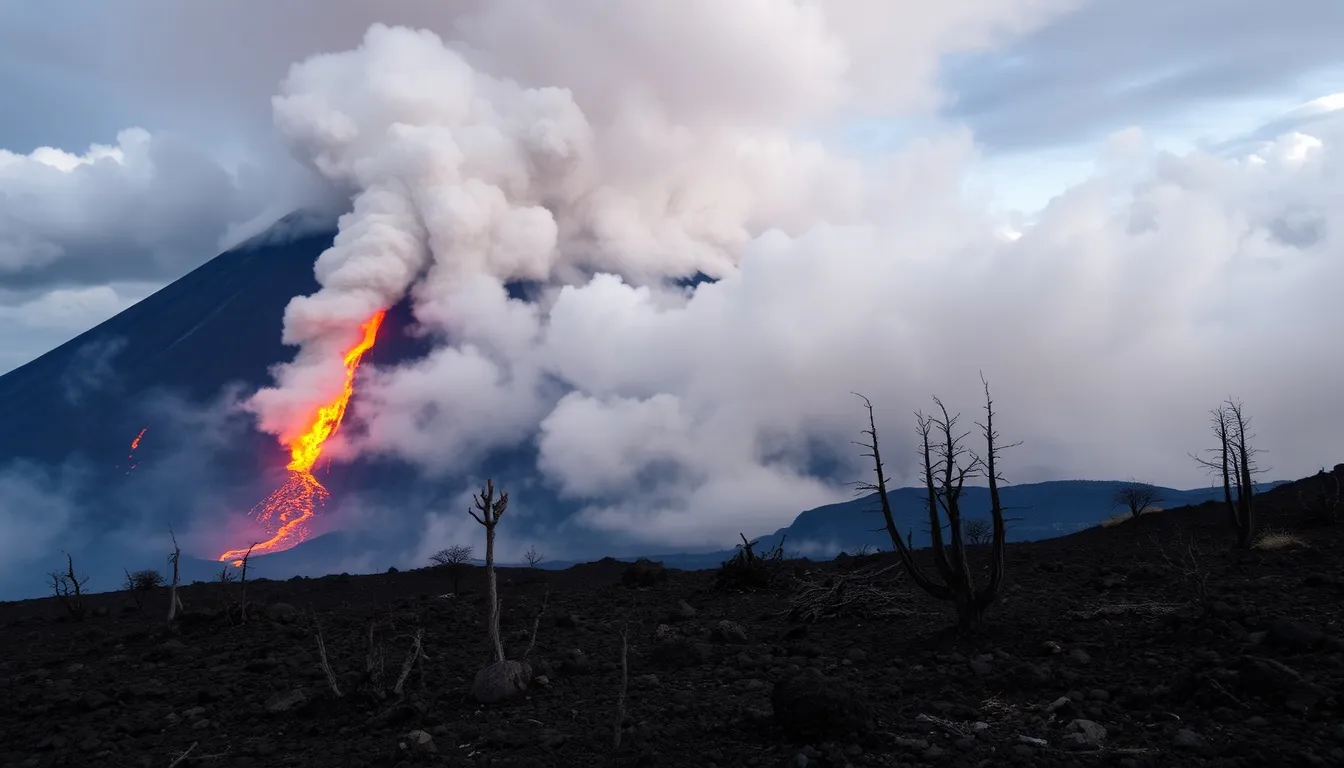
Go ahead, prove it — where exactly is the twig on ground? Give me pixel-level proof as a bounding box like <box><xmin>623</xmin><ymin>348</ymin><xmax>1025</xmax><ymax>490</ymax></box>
<box><xmin>613</xmin><ymin>620</ymin><xmax>629</xmax><ymax>751</ymax></box>
<box><xmin>524</xmin><ymin>591</ymin><xmax>550</xmax><ymax>661</ymax></box>
<box><xmin>1066</xmin><ymin>602</ymin><xmax>1181</xmax><ymax>620</ymax></box>
<box><xmin>167</xmin><ymin>742</ymin><xmax>196</xmax><ymax>767</ymax></box>
<box><xmin>393</xmin><ymin>628</ymin><xmax>427</xmax><ymax>698</ymax></box>
<box><xmin>916</xmin><ymin>713</ymin><xmax>970</xmax><ymax>738</ymax></box>
<box><xmin>311</xmin><ymin>607</ymin><xmax>343</xmax><ymax>697</ymax></box>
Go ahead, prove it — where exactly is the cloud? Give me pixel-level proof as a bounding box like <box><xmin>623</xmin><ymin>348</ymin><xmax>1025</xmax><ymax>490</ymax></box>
<box><xmin>0</xmin><ymin>129</ymin><xmax>318</xmax><ymax>290</ymax></box>
<box><xmin>940</xmin><ymin>0</ymin><xmax>1344</xmax><ymax>150</ymax></box>
<box><xmin>0</xmin><ymin>461</ymin><xmax>84</xmax><ymax>571</ymax></box>
<box><xmin>6</xmin><ymin>3</ymin><xmax>1344</xmax><ymax>559</ymax></box>
<box><xmin>0</xmin><ymin>283</ymin><xmax>155</xmax><ymax>373</ymax></box>
<box><xmin>227</xmin><ymin>16</ymin><xmax>1344</xmax><ymax>552</ymax></box>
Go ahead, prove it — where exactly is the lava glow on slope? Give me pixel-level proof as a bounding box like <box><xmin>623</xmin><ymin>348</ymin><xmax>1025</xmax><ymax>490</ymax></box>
<box><xmin>219</xmin><ymin>310</ymin><xmax>386</xmax><ymax>565</ymax></box>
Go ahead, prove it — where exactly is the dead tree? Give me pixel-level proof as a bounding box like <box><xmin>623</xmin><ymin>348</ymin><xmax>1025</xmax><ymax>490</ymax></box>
<box><xmin>230</xmin><ymin>543</ymin><xmax>258</xmax><ymax>624</ymax></box>
<box><xmin>429</xmin><ymin>544</ymin><xmax>474</xmax><ymax>594</ymax></box>
<box><xmin>49</xmin><ymin>553</ymin><xmax>90</xmax><ymax>620</ymax></box>
<box><xmin>470</xmin><ymin>480</ymin><xmax>509</xmax><ymax>664</ymax></box>
<box><xmin>523</xmin><ymin>545</ymin><xmax>544</xmax><ymax>568</ymax></box>
<box><xmin>467</xmin><ymin>479</ymin><xmax>533</xmax><ymax>703</ymax></box>
<box><xmin>1191</xmin><ymin>399</ymin><xmax>1263</xmax><ymax>548</ymax></box>
<box><xmin>962</xmin><ymin>518</ymin><xmax>993</xmax><ymax>547</ymax></box>
<box><xmin>167</xmin><ymin>528</ymin><xmax>184</xmax><ymax>622</ymax></box>
<box><xmin>855</xmin><ymin>376</ymin><xmax>1017</xmax><ymax>632</ymax></box>
<box><xmin>1113</xmin><ymin>483</ymin><xmax>1163</xmax><ymax>531</ymax></box>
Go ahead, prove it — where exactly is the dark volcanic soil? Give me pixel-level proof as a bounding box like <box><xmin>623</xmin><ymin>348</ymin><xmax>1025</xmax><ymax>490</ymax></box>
<box><xmin>2</xmin><ymin>473</ymin><xmax>1342</xmax><ymax>768</ymax></box>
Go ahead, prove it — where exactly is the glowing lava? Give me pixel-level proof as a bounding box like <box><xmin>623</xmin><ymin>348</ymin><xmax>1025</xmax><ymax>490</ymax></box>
<box><xmin>124</xmin><ymin>426</ymin><xmax>148</xmax><ymax>473</ymax></box>
<box><xmin>219</xmin><ymin>310</ymin><xmax>386</xmax><ymax>565</ymax></box>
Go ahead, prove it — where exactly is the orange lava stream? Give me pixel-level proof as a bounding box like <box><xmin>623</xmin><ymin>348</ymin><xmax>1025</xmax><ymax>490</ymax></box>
<box><xmin>125</xmin><ymin>426</ymin><xmax>149</xmax><ymax>474</ymax></box>
<box><xmin>219</xmin><ymin>310</ymin><xmax>386</xmax><ymax>565</ymax></box>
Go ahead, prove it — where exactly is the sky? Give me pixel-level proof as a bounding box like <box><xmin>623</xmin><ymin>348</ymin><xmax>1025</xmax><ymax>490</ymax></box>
<box><xmin>1</xmin><ymin>0</ymin><xmax>1343</xmax><ymax>556</ymax></box>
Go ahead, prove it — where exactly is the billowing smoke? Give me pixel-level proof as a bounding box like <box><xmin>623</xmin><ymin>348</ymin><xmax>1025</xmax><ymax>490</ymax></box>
<box><xmin>247</xmin><ymin>12</ymin><xmax>1344</xmax><ymax>550</ymax></box>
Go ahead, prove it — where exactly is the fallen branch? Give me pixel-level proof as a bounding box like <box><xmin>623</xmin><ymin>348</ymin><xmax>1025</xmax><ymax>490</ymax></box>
<box><xmin>785</xmin><ymin>563</ymin><xmax>905</xmax><ymax>623</ymax></box>
<box><xmin>167</xmin><ymin>742</ymin><xmax>196</xmax><ymax>768</ymax></box>
<box><xmin>1066</xmin><ymin>602</ymin><xmax>1181</xmax><ymax>621</ymax></box>
<box><xmin>311</xmin><ymin>607</ymin><xmax>343</xmax><ymax>698</ymax></box>
<box><xmin>392</xmin><ymin>628</ymin><xmax>427</xmax><ymax>698</ymax></box>
<box><xmin>168</xmin><ymin>742</ymin><xmax>230</xmax><ymax>766</ymax></box>
<box><xmin>524</xmin><ymin>591</ymin><xmax>550</xmax><ymax>661</ymax></box>
<box><xmin>613</xmin><ymin>620</ymin><xmax>629</xmax><ymax>751</ymax></box>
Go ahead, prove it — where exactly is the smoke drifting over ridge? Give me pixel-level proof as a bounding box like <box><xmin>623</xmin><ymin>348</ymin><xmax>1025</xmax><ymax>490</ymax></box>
<box><xmin>234</xmin><ymin>12</ymin><xmax>1344</xmax><ymax>550</ymax></box>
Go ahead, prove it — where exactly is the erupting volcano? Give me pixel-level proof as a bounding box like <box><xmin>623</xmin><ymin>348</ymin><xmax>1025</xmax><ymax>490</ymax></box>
<box><xmin>219</xmin><ymin>310</ymin><xmax>386</xmax><ymax>564</ymax></box>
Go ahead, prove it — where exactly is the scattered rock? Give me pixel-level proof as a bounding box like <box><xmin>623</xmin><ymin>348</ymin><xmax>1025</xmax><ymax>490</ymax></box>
<box><xmin>399</xmin><ymin>729</ymin><xmax>436</xmax><ymax>756</ymax></box>
<box><xmin>771</xmin><ymin>668</ymin><xmax>871</xmax><ymax>742</ymax></box>
<box><xmin>265</xmin><ymin>689</ymin><xmax>308</xmax><ymax>714</ymax></box>
<box><xmin>1173</xmin><ymin>728</ymin><xmax>1206</xmax><ymax>750</ymax></box>
<box><xmin>470</xmin><ymin>660</ymin><xmax>533</xmax><ymax>704</ymax></box>
<box><xmin>1062</xmin><ymin>719</ymin><xmax>1106</xmax><ymax>750</ymax></box>
<box><xmin>265</xmin><ymin>603</ymin><xmax>298</xmax><ymax>623</ymax></box>
<box><xmin>1268</xmin><ymin>619</ymin><xmax>1327</xmax><ymax>652</ymax></box>
<box><xmin>712</xmin><ymin>620</ymin><xmax>748</xmax><ymax>644</ymax></box>
<box><xmin>668</xmin><ymin>600</ymin><xmax>697</xmax><ymax>621</ymax></box>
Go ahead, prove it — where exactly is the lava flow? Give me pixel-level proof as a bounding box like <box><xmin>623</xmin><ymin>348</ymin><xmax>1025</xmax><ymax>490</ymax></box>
<box><xmin>125</xmin><ymin>426</ymin><xmax>148</xmax><ymax>473</ymax></box>
<box><xmin>219</xmin><ymin>310</ymin><xmax>386</xmax><ymax>565</ymax></box>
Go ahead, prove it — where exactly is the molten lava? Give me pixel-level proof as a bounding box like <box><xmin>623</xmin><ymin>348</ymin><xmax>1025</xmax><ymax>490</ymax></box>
<box><xmin>125</xmin><ymin>426</ymin><xmax>148</xmax><ymax>473</ymax></box>
<box><xmin>219</xmin><ymin>310</ymin><xmax>386</xmax><ymax>565</ymax></box>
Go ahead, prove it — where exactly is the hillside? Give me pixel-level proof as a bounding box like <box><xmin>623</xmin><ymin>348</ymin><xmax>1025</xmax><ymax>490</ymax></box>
<box><xmin>0</xmin><ymin>466</ymin><xmax>1339</xmax><ymax>767</ymax></box>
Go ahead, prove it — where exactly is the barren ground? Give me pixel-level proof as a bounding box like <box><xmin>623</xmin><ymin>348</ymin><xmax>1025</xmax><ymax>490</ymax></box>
<box><xmin>2</xmin><ymin>472</ymin><xmax>1341</xmax><ymax>768</ymax></box>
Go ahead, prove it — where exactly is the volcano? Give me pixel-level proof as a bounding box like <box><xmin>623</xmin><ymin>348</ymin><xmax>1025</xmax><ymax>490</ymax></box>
<box><xmin>0</xmin><ymin>215</ymin><xmax>453</xmax><ymax>595</ymax></box>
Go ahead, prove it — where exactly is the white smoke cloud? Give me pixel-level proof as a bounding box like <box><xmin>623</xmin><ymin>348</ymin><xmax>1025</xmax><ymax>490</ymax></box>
<box><xmin>0</xmin><ymin>129</ymin><xmax>313</xmax><ymax>285</ymax></box>
<box><xmin>241</xmin><ymin>15</ymin><xmax>1344</xmax><ymax>550</ymax></box>
<box><xmin>0</xmin><ymin>461</ymin><xmax>84</xmax><ymax>578</ymax></box>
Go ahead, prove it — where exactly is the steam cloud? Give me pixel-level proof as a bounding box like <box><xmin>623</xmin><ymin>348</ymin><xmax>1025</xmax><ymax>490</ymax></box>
<box><xmin>236</xmin><ymin>12</ymin><xmax>1344</xmax><ymax>549</ymax></box>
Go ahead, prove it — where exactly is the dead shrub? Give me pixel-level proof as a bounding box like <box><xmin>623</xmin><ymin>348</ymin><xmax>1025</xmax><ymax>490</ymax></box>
<box><xmin>715</xmin><ymin>533</ymin><xmax>788</xmax><ymax>591</ymax></box>
<box><xmin>1252</xmin><ymin>529</ymin><xmax>1307</xmax><ymax>551</ymax></box>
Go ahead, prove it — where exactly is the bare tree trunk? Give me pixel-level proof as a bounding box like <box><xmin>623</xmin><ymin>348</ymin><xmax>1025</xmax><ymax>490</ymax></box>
<box><xmin>485</xmin><ymin>522</ymin><xmax>503</xmax><ymax>663</ymax></box>
<box><xmin>470</xmin><ymin>480</ymin><xmax>509</xmax><ymax>664</ymax></box>
<box><xmin>855</xmin><ymin>375</ymin><xmax>1016</xmax><ymax>634</ymax></box>
<box><xmin>167</xmin><ymin>528</ymin><xmax>184</xmax><ymax>623</ymax></box>
<box><xmin>1192</xmin><ymin>399</ymin><xmax>1262</xmax><ymax>549</ymax></box>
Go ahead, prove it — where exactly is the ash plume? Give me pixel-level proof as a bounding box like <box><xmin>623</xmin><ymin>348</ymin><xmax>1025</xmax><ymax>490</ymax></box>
<box><xmin>244</xmin><ymin>8</ymin><xmax>1344</xmax><ymax>550</ymax></box>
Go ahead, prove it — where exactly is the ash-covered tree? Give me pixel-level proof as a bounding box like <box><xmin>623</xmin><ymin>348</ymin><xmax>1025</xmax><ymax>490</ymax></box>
<box><xmin>1113</xmin><ymin>482</ymin><xmax>1163</xmax><ymax>531</ymax></box>
<box><xmin>1191</xmin><ymin>399</ymin><xmax>1263</xmax><ymax>548</ymax></box>
<box><xmin>430</xmin><ymin>544</ymin><xmax>474</xmax><ymax>595</ymax></box>
<box><xmin>855</xmin><ymin>376</ymin><xmax>1017</xmax><ymax>632</ymax></box>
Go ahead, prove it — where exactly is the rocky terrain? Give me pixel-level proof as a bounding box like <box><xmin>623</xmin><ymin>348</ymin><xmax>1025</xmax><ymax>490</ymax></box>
<box><xmin>1</xmin><ymin>470</ymin><xmax>1341</xmax><ymax>768</ymax></box>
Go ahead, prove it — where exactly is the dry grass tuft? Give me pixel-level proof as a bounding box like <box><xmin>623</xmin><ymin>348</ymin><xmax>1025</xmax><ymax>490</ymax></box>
<box><xmin>1099</xmin><ymin>506</ymin><xmax>1164</xmax><ymax>528</ymax></box>
<box><xmin>1252</xmin><ymin>530</ymin><xmax>1307</xmax><ymax>551</ymax></box>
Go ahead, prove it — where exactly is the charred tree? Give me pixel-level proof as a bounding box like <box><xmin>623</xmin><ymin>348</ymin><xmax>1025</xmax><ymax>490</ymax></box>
<box><xmin>1113</xmin><ymin>483</ymin><xmax>1163</xmax><ymax>532</ymax></box>
<box><xmin>469</xmin><ymin>480</ymin><xmax>509</xmax><ymax>664</ymax></box>
<box><xmin>855</xmin><ymin>375</ymin><xmax>1017</xmax><ymax>633</ymax></box>
<box><xmin>1191</xmin><ymin>399</ymin><xmax>1263</xmax><ymax>548</ymax></box>
<box><xmin>467</xmin><ymin>479</ymin><xmax>534</xmax><ymax>703</ymax></box>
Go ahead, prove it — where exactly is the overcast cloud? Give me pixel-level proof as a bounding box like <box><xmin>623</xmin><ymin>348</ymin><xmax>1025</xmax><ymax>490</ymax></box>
<box><xmin>1</xmin><ymin>1</ymin><xmax>1343</xmax><ymax>552</ymax></box>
